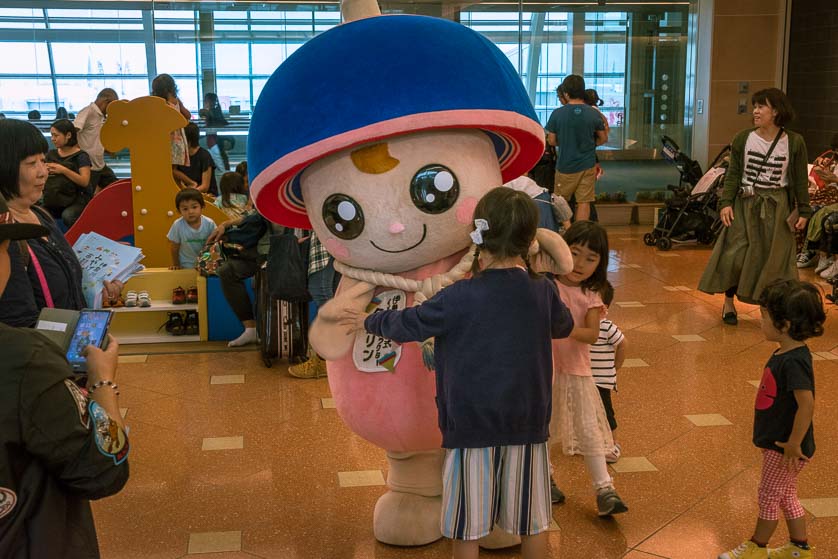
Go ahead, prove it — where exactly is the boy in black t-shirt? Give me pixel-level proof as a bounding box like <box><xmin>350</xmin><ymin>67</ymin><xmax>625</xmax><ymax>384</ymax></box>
<box><xmin>719</xmin><ymin>280</ymin><xmax>825</xmax><ymax>559</ymax></box>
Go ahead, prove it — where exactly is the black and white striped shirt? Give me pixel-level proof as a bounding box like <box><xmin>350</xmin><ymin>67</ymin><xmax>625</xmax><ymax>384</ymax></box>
<box><xmin>742</xmin><ymin>131</ymin><xmax>789</xmax><ymax>189</ymax></box>
<box><xmin>590</xmin><ymin>319</ymin><xmax>625</xmax><ymax>390</ymax></box>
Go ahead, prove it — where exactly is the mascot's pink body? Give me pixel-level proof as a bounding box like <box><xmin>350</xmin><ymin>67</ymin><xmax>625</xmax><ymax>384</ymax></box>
<box><xmin>328</xmin><ymin>252</ymin><xmax>465</xmax><ymax>452</ymax></box>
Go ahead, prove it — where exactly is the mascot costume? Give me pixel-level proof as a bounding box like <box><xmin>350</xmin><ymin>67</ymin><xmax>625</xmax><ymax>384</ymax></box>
<box><xmin>248</xmin><ymin>0</ymin><xmax>573</xmax><ymax>547</ymax></box>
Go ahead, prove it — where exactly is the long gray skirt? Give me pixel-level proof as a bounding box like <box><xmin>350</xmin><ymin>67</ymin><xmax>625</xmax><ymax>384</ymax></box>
<box><xmin>698</xmin><ymin>188</ymin><xmax>798</xmax><ymax>305</ymax></box>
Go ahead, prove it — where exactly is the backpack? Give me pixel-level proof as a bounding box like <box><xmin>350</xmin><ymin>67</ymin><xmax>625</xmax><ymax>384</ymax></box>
<box><xmin>223</xmin><ymin>211</ymin><xmax>268</xmax><ymax>249</ymax></box>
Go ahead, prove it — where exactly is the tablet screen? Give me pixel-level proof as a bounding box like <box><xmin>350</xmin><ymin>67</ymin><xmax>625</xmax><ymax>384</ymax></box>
<box><xmin>66</xmin><ymin>310</ymin><xmax>112</xmax><ymax>367</ymax></box>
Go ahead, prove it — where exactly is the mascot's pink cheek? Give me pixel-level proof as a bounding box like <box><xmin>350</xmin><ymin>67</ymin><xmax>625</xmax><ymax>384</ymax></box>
<box><xmin>324</xmin><ymin>238</ymin><xmax>350</xmax><ymax>260</ymax></box>
<box><xmin>456</xmin><ymin>197</ymin><xmax>479</xmax><ymax>224</ymax></box>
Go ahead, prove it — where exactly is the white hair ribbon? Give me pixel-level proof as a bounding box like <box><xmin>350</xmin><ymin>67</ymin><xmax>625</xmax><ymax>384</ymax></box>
<box><xmin>469</xmin><ymin>218</ymin><xmax>489</xmax><ymax>245</ymax></box>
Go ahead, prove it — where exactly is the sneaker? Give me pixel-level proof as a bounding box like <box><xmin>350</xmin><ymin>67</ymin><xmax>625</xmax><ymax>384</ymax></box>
<box><xmin>186</xmin><ymin>285</ymin><xmax>198</xmax><ymax>304</ymax></box>
<box><xmin>797</xmin><ymin>251</ymin><xmax>817</xmax><ymax>268</ymax></box>
<box><xmin>819</xmin><ymin>259</ymin><xmax>838</xmax><ymax>279</ymax></box>
<box><xmin>124</xmin><ymin>290</ymin><xmax>138</xmax><ymax>307</ymax></box>
<box><xmin>814</xmin><ymin>255</ymin><xmax>834</xmax><ymax>274</ymax></box>
<box><xmin>596</xmin><ymin>487</ymin><xmax>628</xmax><ymax>516</ymax></box>
<box><xmin>184</xmin><ymin>311</ymin><xmax>199</xmax><ymax>336</ymax></box>
<box><xmin>288</xmin><ymin>353</ymin><xmax>328</xmax><ymax>379</ymax></box>
<box><xmin>718</xmin><ymin>541</ymin><xmax>768</xmax><ymax>559</ymax></box>
<box><xmin>768</xmin><ymin>542</ymin><xmax>813</xmax><ymax>559</ymax></box>
<box><xmin>549</xmin><ymin>477</ymin><xmax>565</xmax><ymax>504</ymax></box>
<box><xmin>164</xmin><ymin>312</ymin><xmax>185</xmax><ymax>336</ymax></box>
<box><xmin>605</xmin><ymin>443</ymin><xmax>622</xmax><ymax>464</ymax></box>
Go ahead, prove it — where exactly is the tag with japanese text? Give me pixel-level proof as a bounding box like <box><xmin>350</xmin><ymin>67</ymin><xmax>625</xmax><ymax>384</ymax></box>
<box><xmin>352</xmin><ymin>289</ymin><xmax>406</xmax><ymax>373</ymax></box>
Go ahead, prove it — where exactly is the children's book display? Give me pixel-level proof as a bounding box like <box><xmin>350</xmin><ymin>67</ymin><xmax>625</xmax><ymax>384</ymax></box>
<box><xmin>72</xmin><ymin>232</ymin><xmax>145</xmax><ymax>308</ymax></box>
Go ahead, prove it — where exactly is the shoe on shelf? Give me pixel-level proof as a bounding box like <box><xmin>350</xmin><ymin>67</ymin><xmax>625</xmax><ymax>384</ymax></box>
<box><xmin>605</xmin><ymin>443</ymin><xmax>622</xmax><ymax>464</ymax></box>
<box><xmin>596</xmin><ymin>487</ymin><xmax>628</xmax><ymax>516</ymax></box>
<box><xmin>768</xmin><ymin>542</ymin><xmax>813</xmax><ymax>559</ymax></box>
<box><xmin>184</xmin><ymin>310</ymin><xmax>199</xmax><ymax>336</ymax></box>
<box><xmin>718</xmin><ymin>541</ymin><xmax>769</xmax><ymax>559</ymax></box>
<box><xmin>124</xmin><ymin>290</ymin><xmax>138</xmax><ymax>308</ymax></box>
<box><xmin>172</xmin><ymin>286</ymin><xmax>186</xmax><ymax>305</ymax></box>
<box><xmin>288</xmin><ymin>353</ymin><xmax>328</xmax><ymax>379</ymax></box>
<box><xmin>819</xmin><ymin>259</ymin><xmax>838</xmax><ymax>280</ymax></box>
<box><xmin>138</xmin><ymin>291</ymin><xmax>151</xmax><ymax>308</ymax></box>
<box><xmin>797</xmin><ymin>251</ymin><xmax>817</xmax><ymax>268</ymax></box>
<box><xmin>814</xmin><ymin>255</ymin><xmax>834</xmax><ymax>275</ymax></box>
<box><xmin>549</xmin><ymin>477</ymin><xmax>565</xmax><ymax>504</ymax></box>
<box><xmin>186</xmin><ymin>285</ymin><xmax>198</xmax><ymax>304</ymax></box>
<box><xmin>164</xmin><ymin>312</ymin><xmax>185</xmax><ymax>336</ymax></box>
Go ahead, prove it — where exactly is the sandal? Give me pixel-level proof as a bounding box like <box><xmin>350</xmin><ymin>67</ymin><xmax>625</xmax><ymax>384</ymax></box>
<box><xmin>186</xmin><ymin>285</ymin><xmax>198</xmax><ymax>304</ymax></box>
<box><xmin>124</xmin><ymin>290</ymin><xmax>138</xmax><ymax>308</ymax></box>
<box><xmin>172</xmin><ymin>286</ymin><xmax>186</xmax><ymax>305</ymax></box>
<box><xmin>137</xmin><ymin>291</ymin><xmax>151</xmax><ymax>308</ymax></box>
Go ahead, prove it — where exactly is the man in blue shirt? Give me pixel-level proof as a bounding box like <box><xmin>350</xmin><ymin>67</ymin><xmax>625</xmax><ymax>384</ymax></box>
<box><xmin>545</xmin><ymin>75</ymin><xmax>608</xmax><ymax>222</ymax></box>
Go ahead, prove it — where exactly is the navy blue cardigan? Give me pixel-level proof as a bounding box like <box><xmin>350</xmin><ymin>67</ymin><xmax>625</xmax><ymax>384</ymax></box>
<box><xmin>365</xmin><ymin>268</ymin><xmax>573</xmax><ymax>449</ymax></box>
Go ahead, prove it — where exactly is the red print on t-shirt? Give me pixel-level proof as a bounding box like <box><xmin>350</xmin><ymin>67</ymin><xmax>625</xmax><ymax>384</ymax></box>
<box><xmin>755</xmin><ymin>367</ymin><xmax>778</xmax><ymax>410</ymax></box>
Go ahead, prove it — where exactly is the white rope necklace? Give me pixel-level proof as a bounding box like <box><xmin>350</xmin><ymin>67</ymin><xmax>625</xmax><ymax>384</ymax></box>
<box><xmin>333</xmin><ymin>246</ymin><xmax>476</xmax><ymax>304</ymax></box>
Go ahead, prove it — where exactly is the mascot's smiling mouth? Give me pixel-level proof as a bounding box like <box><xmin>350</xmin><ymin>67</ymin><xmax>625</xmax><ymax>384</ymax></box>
<box><xmin>370</xmin><ymin>224</ymin><xmax>427</xmax><ymax>253</ymax></box>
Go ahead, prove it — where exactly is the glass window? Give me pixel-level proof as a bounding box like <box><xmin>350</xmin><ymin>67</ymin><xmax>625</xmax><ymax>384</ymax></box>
<box><xmin>251</xmin><ymin>43</ymin><xmax>297</xmax><ymax>75</ymax></box>
<box><xmin>217</xmin><ymin>78</ymin><xmax>252</xmax><ymax>113</ymax></box>
<box><xmin>0</xmin><ymin>42</ymin><xmax>51</xmax><ymax>74</ymax></box>
<box><xmin>156</xmin><ymin>43</ymin><xmax>198</xmax><ymax>76</ymax></box>
<box><xmin>0</xmin><ymin>78</ymin><xmax>56</xmax><ymax>113</ymax></box>
<box><xmin>51</xmin><ymin>43</ymin><xmax>148</xmax><ymax>76</ymax></box>
<box><xmin>215</xmin><ymin>44</ymin><xmax>250</xmax><ymax>76</ymax></box>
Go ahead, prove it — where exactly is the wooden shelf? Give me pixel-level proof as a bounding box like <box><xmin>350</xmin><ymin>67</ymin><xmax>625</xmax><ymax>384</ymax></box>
<box><xmin>111</xmin><ymin>300</ymin><xmax>198</xmax><ymax>313</ymax></box>
<box><xmin>115</xmin><ymin>333</ymin><xmax>201</xmax><ymax>344</ymax></box>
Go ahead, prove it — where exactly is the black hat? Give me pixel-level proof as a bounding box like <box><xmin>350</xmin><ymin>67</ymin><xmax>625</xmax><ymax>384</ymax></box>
<box><xmin>0</xmin><ymin>197</ymin><xmax>48</xmax><ymax>242</ymax></box>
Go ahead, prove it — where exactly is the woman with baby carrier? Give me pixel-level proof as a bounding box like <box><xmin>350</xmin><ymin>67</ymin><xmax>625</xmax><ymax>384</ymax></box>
<box><xmin>698</xmin><ymin>88</ymin><xmax>811</xmax><ymax>325</ymax></box>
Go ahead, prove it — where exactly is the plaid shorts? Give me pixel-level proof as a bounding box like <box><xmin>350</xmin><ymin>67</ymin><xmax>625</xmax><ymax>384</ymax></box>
<box><xmin>441</xmin><ymin>443</ymin><xmax>552</xmax><ymax>541</ymax></box>
<box><xmin>758</xmin><ymin>449</ymin><xmax>808</xmax><ymax>521</ymax></box>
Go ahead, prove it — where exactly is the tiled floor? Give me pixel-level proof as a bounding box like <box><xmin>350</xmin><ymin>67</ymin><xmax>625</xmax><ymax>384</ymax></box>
<box><xmin>94</xmin><ymin>226</ymin><xmax>838</xmax><ymax>558</ymax></box>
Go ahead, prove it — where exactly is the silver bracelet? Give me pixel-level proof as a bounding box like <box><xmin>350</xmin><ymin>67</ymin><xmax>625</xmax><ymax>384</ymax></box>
<box><xmin>88</xmin><ymin>380</ymin><xmax>120</xmax><ymax>396</ymax></box>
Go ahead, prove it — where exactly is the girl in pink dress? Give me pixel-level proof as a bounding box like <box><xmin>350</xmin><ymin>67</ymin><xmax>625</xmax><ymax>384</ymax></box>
<box><xmin>551</xmin><ymin>221</ymin><xmax>628</xmax><ymax>517</ymax></box>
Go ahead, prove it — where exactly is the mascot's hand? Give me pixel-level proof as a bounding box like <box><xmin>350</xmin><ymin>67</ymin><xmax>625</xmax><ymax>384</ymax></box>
<box><xmin>531</xmin><ymin>228</ymin><xmax>573</xmax><ymax>275</ymax></box>
<box><xmin>310</xmin><ymin>277</ymin><xmax>376</xmax><ymax>360</ymax></box>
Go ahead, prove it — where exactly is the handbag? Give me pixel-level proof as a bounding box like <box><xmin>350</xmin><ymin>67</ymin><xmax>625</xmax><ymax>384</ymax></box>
<box><xmin>196</xmin><ymin>241</ymin><xmax>243</xmax><ymax>276</ymax></box>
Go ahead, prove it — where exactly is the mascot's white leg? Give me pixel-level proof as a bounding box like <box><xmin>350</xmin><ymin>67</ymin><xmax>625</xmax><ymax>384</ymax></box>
<box><xmin>374</xmin><ymin>450</ymin><xmax>444</xmax><ymax>545</ymax></box>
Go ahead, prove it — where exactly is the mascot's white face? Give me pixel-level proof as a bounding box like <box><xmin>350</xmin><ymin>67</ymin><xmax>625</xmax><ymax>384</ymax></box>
<box><xmin>301</xmin><ymin>129</ymin><xmax>502</xmax><ymax>273</ymax></box>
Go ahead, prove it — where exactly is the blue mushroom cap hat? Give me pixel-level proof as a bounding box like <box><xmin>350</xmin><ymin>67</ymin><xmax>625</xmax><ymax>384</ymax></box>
<box><xmin>248</xmin><ymin>14</ymin><xmax>545</xmax><ymax>229</ymax></box>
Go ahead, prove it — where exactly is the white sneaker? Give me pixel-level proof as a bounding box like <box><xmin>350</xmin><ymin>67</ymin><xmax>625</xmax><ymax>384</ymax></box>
<box><xmin>815</xmin><ymin>255</ymin><xmax>834</xmax><ymax>274</ymax></box>
<box><xmin>819</xmin><ymin>259</ymin><xmax>838</xmax><ymax>279</ymax></box>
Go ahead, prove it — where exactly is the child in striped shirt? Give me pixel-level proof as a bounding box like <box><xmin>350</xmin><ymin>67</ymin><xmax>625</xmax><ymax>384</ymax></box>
<box><xmin>590</xmin><ymin>281</ymin><xmax>626</xmax><ymax>464</ymax></box>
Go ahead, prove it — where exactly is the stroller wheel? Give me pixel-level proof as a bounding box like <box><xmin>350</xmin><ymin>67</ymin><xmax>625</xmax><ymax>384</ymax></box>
<box><xmin>643</xmin><ymin>233</ymin><xmax>656</xmax><ymax>246</ymax></box>
<box><xmin>656</xmin><ymin>237</ymin><xmax>672</xmax><ymax>251</ymax></box>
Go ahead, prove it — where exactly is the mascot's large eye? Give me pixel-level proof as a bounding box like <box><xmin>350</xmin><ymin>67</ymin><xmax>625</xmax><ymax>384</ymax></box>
<box><xmin>410</xmin><ymin>165</ymin><xmax>459</xmax><ymax>214</ymax></box>
<box><xmin>322</xmin><ymin>194</ymin><xmax>365</xmax><ymax>240</ymax></box>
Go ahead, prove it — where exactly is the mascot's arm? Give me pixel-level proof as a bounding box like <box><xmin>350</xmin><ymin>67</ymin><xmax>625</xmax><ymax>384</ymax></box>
<box><xmin>310</xmin><ymin>277</ymin><xmax>376</xmax><ymax>360</ymax></box>
<box><xmin>531</xmin><ymin>228</ymin><xmax>573</xmax><ymax>276</ymax></box>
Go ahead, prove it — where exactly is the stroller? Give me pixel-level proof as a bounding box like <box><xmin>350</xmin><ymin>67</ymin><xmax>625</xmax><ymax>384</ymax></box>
<box><xmin>643</xmin><ymin>137</ymin><xmax>730</xmax><ymax>251</ymax></box>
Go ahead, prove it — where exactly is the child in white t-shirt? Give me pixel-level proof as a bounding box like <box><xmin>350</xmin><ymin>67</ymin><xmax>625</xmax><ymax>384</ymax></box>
<box><xmin>167</xmin><ymin>189</ymin><xmax>217</xmax><ymax>270</ymax></box>
<box><xmin>590</xmin><ymin>281</ymin><xmax>625</xmax><ymax>463</ymax></box>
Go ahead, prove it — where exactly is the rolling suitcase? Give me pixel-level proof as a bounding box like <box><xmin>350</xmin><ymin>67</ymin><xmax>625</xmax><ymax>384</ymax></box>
<box><xmin>256</xmin><ymin>265</ymin><xmax>279</xmax><ymax>367</ymax></box>
<box><xmin>278</xmin><ymin>299</ymin><xmax>309</xmax><ymax>365</ymax></box>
